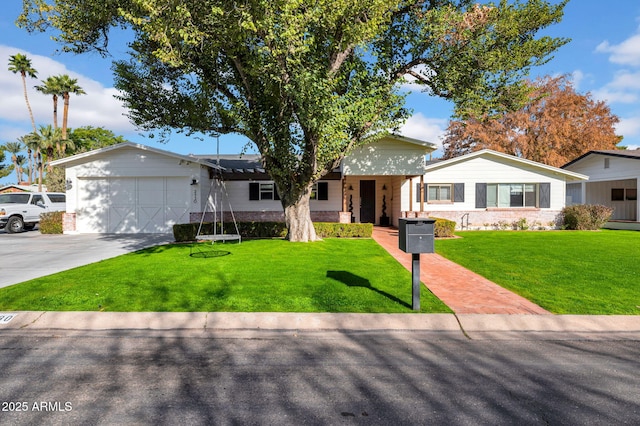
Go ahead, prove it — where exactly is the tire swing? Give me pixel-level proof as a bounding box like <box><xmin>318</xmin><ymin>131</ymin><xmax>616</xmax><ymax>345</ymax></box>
<box><xmin>190</xmin><ymin>136</ymin><xmax>241</xmax><ymax>258</ymax></box>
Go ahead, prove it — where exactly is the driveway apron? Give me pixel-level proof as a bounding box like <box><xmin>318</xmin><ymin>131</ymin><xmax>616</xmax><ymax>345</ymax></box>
<box><xmin>0</xmin><ymin>231</ymin><xmax>174</xmax><ymax>288</ymax></box>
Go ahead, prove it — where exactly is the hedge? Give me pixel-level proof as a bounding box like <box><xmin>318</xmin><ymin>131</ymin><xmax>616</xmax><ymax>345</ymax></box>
<box><xmin>173</xmin><ymin>221</ymin><xmax>373</xmax><ymax>242</ymax></box>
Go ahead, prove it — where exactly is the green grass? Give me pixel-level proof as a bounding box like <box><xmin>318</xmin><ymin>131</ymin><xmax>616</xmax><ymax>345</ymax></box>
<box><xmin>436</xmin><ymin>230</ymin><xmax>640</xmax><ymax>314</ymax></box>
<box><xmin>0</xmin><ymin>239</ymin><xmax>451</xmax><ymax>313</ymax></box>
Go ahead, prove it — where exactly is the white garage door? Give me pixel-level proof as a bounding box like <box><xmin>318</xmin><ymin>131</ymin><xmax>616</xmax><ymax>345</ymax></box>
<box><xmin>77</xmin><ymin>177</ymin><xmax>190</xmax><ymax>233</ymax></box>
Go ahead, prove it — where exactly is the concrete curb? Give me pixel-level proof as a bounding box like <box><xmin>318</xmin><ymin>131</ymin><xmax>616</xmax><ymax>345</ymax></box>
<box><xmin>457</xmin><ymin>314</ymin><xmax>640</xmax><ymax>340</ymax></box>
<box><xmin>1</xmin><ymin>312</ymin><xmax>639</xmax><ymax>340</ymax></box>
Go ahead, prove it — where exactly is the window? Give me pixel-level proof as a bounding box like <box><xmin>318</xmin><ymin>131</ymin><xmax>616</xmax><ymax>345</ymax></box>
<box><xmin>249</xmin><ymin>182</ymin><xmax>280</xmax><ymax>201</ymax></box>
<box><xmin>310</xmin><ymin>182</ymin><xmax>329</xmax><ymax>201</ymax></box>
<box><xmin>47</xmin><ymin>194</ymin><xmax>66</xmax><ymax>203</ymax></box>
<box><xmin>427</xmin><ymin>184</ymin><xmax>452</xmax><ymax>202</ymax></box>
<box><xmin>626</xmin><ymin>189</ymin><xmax>637</xmax><ymax>201</ymax></box>
<box><xmin>0</xmin><ymin>193</ymin><xmax>30</xmax><ymax>204</ymax></box>
<box><xmin>260</xmin><ymin>183</ymin><xmax>275</xmax><ymax>200</ymax></box>
<box><xmin>486</xmin><ymin>183</ymin><xmax>538</xmax><ymax>208</ymax></box>
<box><xmin>611</xmin><ymin>188</ymin><xmax>625</xmax><ymax>201</ymax></box>
<box><xmin>612</xmin><ymin>188</ymin><xmax>637</xmax><ymax>201</ymax></box>
<box><xmin>30</xmin><ymin>195</ymin><xmax>44</xmax><ymax>206</ymax></box>
<box><xmin>604</xmin><ymin>158</ymin><xmax>610</xmax><ymax>169</ymax></box>
<box><xmin>416</xmin><ymin>183</ymin><xmax>464</xmax><ymax>203</ymax></box>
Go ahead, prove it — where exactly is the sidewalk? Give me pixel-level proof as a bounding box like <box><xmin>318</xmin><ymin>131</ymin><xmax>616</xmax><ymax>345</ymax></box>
<box><xmin>1</xmin><ymin>311</ymin><xmax>638</xmax><ymax>340</ymax></box>
<box><xmin>371</xmin><ymin>227</ymin><xmax>550</xmax><ymax>314</ymax></box>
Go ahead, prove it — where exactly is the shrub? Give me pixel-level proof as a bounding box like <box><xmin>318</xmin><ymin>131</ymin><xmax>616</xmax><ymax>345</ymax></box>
<box><xmin>562</xmin><ymin>204</ymin><xmax>613</xmax><ymax>230</ymax></box>
<box><xmin>514</xmin><ymin>218</ymin><xmax>529</xmax><ymax>231</ymax></box>
<box><xmin>432</xmin><ymin>217</ymin><xmax>456</xmax><ymax>238</ymax></box>
<box><xmin>39</xmin><ymin>211</ymin><xmax>64</xmax><ymax>234</ymax></box>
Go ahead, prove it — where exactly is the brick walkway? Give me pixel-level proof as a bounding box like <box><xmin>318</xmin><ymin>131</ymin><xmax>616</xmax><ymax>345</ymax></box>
<box><xmin>372</xmin><ymin>227</ymin><xmax>550</xmax><ymax>314</ymax></box>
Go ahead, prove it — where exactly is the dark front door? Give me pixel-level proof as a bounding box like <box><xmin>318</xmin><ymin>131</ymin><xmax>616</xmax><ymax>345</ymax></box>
<box><xmin>360</xmin><ymin>180</ymin><xmax>376</xmax><ymax>223</ymax></box>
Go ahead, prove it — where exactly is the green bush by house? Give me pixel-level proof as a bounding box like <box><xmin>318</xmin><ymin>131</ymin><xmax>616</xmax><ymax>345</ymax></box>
<box><xmin>173</xmin><ymin>221</ymin><xmax>373</xmax><ymax>241</ymax></box>
<box><xmin>39</xmin><ymin>211</ymin><xmax>64</xmax><ymax>234</ymax></box>
<box><xmin>432</xmin><ymin>217</ymin><xmax>456</xmax><ymax>238</ymax></box>
<box><xmin>562</xmin><ymin>204</ymin><xmax>613</xmax><ymax>230</ymax></box>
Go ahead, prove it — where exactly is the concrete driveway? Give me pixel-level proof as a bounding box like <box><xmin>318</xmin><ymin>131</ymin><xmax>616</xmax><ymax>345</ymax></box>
<box><xmin>0</xmin><ymin>229</ymin><xmax>174</xmax><ymax>288</ymax></box>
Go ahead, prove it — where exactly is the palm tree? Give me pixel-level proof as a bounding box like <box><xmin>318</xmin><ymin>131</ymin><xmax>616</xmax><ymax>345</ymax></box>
<box><xmin>17</xmin><ymin>135</ymin><xmax>34</xmax><ymax>184</ymax></box>
<box><xmin>57</xmin><ymin>75</ymin><xmax>86</xmax><ymax>147</ymax></box>
<box><xmin>23</xmin><ymin>133</ymin><xmax>43</xmax><ymax>191</ymax></box>
<box><xmin>27</xmin><ymin>126</ymin><xmax>62</xmax><ymax>191</ymax></box>
<box><xmin>35</xmin><ymin>75</ymin><xmax>63</xmax><ymax>130</ymax></box>
<box><xmin>2</xmin><ymin>141</ymin><xmax>23</xmax><ymax>184</ymax></box>
<box><xmin>15</xmin><ymin>155</ymin><xmax>27</xmax><ymax>183</ymax></box>
<box><xmin>8</xmin><ymin>53</ymin><xmax>38</xmax><ymax>133</ymax></box>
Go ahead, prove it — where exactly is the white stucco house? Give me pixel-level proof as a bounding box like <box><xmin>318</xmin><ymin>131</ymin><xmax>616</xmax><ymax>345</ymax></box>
<box><xmin>411</xmin><ymin>149</ymin><xmax>588</xmax><ymax>229</ymax></box>
<box><xmin>562</xmin><ymin>150</ymin><xmax>640</xmax><ymax>229</ymax></box>
<box><xmin>51</xmin><ymin>137</ymin><xmax>587</xmax><ymax>234</ymax></box>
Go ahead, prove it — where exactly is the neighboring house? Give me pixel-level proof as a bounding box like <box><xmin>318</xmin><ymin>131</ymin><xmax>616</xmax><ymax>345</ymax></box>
<box><xmin>0</xmin><ymin>184</ymin><xmax>43</xmax><ymax>194</ymax></box>
<box><xmin>562</xmin><ymin>150</ymin><xmax>640</xmax><ymax>229</ymax></box>
<box><xmin>413</xmin><ymin>150</ymin><xmax>588</xmax><ymax>229</ymax></box>
<box><xmin>51</xmin><ymin>139</ymin><xmax>587</xmax><ymax>234</ymax></box>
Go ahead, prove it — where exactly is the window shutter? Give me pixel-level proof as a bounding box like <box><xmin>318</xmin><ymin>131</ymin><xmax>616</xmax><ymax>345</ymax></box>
<box><xmin>539</xmin><ymin>183</ymin><xmax>551</xmax><ymax>208</ymax></box>
<box><xmin>454</xmin><ymin>183</ymin><xmax>465</xmax><ymax>202</ymax></box>
<box><xmin>274</xmin><ymin>183</ymin><xmax>281</xmax><ymax>201</ymax></box>
<box><xmin>416</xmin><ymin>183</ymin><xmax>421</xmax><ymax>203</ymax></box>
<box><xmin>249</xmin><ymin>182</ymin><xmax>259</xmax><ymax>200</ymax></box>
<box><xmin>475</xmin><ymin>183</ymin><xmax>487</xmax><ymax>208</ymax></box>
<box><xmin>317</xmin><ymin>182</ymin><xmax>328</xmax><ymax>200</ymax></box>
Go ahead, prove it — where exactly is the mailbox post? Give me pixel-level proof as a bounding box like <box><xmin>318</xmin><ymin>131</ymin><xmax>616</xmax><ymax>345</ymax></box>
<box><xmin>398</xmin><ymin>218</ymin><xmax>435</xmax><ymax>311</ymax></box>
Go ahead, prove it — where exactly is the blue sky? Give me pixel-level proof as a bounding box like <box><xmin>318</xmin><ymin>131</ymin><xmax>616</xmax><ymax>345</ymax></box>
<box><xmin>2</xmin><ymin>0</ymin><xmax>640</xmax><ymax>186</ymax></box>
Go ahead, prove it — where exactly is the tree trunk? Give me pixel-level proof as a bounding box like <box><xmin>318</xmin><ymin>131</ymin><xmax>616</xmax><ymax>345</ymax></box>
<box><xmin>21</xmin><ymin>73</ymin><xmax>37</xmax><ymax>133</ymax></box>
<box><xmin>282</xmin><ymin>184</ymin><xmax>319</xmax><ymax>242</ymax></box>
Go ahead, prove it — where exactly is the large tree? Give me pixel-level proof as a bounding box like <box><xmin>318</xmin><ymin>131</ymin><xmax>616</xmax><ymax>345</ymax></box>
<box><xmin>68</xmin><ymin>126</ymin><xmax>127</xmax><ymax>153</ymax></box>
<box><xmin>442</xmin><ymin>75</ymin><xmax>622</xmax><ymax>166</ymax></box>
<box><xmin>19</xmin><ymin>0</ymin><xmax>569</xmax><ymax>241</ymax></box>
<box><xmin>7</xmin><ymin>53</ymin><xmax>38</xmax><ymax>133</ymax></box>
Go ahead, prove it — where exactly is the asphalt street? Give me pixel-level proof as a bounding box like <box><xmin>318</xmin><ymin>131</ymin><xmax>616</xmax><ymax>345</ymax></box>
<box><xmin>0</xmin><ymin>330</ymin><xmax>639</xmax><ymax>425</ymax></box>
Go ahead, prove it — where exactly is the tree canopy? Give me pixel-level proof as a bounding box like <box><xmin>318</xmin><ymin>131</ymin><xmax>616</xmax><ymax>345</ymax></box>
<box><xmin>442</xmin><ymin>75</ymin><xmax>622</xmax><ymax>166</ymax></box>
<box><xmin>19</xmin><ymin>0</ymin><xmax>569</xmax><ymax>241</ymax></box>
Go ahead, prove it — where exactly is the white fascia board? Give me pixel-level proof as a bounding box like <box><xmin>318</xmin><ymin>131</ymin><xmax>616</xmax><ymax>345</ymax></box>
<box><xmin>424</xmin><ymin>149</ymin><xmax>588</xmax><ymax>181</ymax></box>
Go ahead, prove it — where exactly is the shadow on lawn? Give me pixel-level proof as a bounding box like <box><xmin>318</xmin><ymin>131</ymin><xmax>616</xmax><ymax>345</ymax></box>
<box><xmin>326</xmin><ymin>270</ymin><xmax>410</xmax><ymax>309</ymax></box>
<box><xmin>189</xmin><ymin>245</ymin><xmax>231</xmax><ymax>259</ymax></box>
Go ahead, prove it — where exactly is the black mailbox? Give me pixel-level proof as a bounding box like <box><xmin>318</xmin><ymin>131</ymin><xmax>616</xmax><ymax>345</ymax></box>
<box><xmin>399</xmin><ymin>218</ymin><xmax>435</xmax><ymax>254</ymax></box>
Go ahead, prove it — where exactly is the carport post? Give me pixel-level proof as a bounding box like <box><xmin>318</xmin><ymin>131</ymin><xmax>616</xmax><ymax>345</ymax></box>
<box><xmin>412</xmin><ymin>253</ymin><xmax>420</xmax><ymax>311</ymax></box>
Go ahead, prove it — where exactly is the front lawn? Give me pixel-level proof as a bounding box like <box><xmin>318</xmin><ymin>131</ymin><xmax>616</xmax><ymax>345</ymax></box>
<box><xmin>436</xmin><ymin>230</ymin><xmax>640</xmax><ymax>314</ymax></box>
<box><xmin>0</xmin><ymin>239</ymin><xmax>451</xmax><ymax>313</ymax></box>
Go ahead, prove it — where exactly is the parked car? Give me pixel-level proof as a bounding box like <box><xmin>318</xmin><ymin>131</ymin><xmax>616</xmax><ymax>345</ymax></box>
<box><xmin>0</xmin><ymin>192</ymin><xmax>66</xmax><ymax>233</ymax></box>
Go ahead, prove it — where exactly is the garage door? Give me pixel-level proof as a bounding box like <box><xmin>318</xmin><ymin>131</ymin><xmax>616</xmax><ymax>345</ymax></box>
<box><xmin>77</xmin><ymin>177</ymin><xmax>190</xmax><ymax>233</ymax></box>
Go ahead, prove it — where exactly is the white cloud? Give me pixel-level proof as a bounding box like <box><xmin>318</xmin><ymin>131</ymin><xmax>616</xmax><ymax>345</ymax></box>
<box><xmin>570</xmin><ymin>70</ymin><xmax>586</xmax><ymax>90</ymax></box>
<box><xmin>591</xmin><ymin>70</ymin><xmax>640</xmax><ymax>104</ymax></box>
<box><xmin>596</xmin><ymin>34</ymin><xmax>640</xmax><ymax>66</ymax></box>
<box><xmin>616</xmin><ymin>114</ymin><xmax>640</xmax><ymax>139</ymax></box>
<box><xmin>0</xmin><ymin>45</ymin><xmax>135</xmax><ymax>141</ymax></box>
<box><xmin>398</xmin><ymin>113</ymin><xmax>448</xmax><ymax>150</ymax></box>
